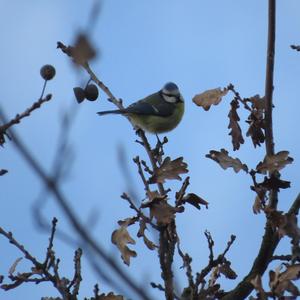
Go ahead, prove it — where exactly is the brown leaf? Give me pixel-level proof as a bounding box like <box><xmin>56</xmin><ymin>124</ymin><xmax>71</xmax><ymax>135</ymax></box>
<box><xmin>228</xmin><ymin>99</ymin><xmax>244</xmax><ymax>151</ymax></box>
<box><xmin>256</xmin><ymin>151</ymin><xmax>294</xmax><ymax>174</ymax></box>
<box><xmin>280</xmin><ymin>264</ymin><xmax>300</xmax><ymax>282</ymax></box>
<box><xmin>111</xmin><ymin>218</ymin><xmax>137</xmax><ymax>266</ymax></box>
<box><xmin>72</xmin><ymin>34</ymin><xmax>96</xmax><ymax>65</ymax></box>
<box><xmin>248</xmin><ymin>95</ymin><xmax>266</xmax><ymax>110</ymax></box>
<box><xmin>182</xmin><ymin>193</ymin><xmax>208</xmax><ymax>209</ymax></box>
<box><xmin>206</xmin><ymin>149</ymin><xmax>248</xmax><ymax>173</ymax></box>
<box><xmin>252</xmin><ymin>195</ymin><xmax>263</xmax><ymax>214</ymax></box>
<box><xmin>269</xmin><ymin>264</ymin><xmax>300</xmax><ymax>296</ymax></box>
<box><xmin>268</xmin><ymin>210</ymin><xmax>300</xmax><ymax>241</ymax></box>
<box><xmin>192</xmin><ymin>88</ymin><xmax>228</xmax><ymax>111</ymax></box>
<box><xmin>149</xmin><ymin>157</ymin><xmax>188</xmax><ymax>184</ymax></box>
<box><xmin>142</xmin><ymin>196</ymin><xmax>183</xmax><ymax>225</ymax></box>
<box><xmin>259</xmin><ymin>176</ymin><xmax>291</xmax><ymax>192</ymax></box>
<box><xmin>137</xmin><ymin>220</ymin><xmax>157</xmax><ymax>250</ymax></box>
<box><xmin>150</xmin><ymin>201</ymin><xmax>182</xmax><ymax>225</ymax></box>
<box><xmin>8</xmin><ymin>257</ymin><xmax>22</xmax><ymax>276</ymax></box>
<box><xmin>246</xmin><ymin>109</ymin><xmax>265</xmax><ymax>148</ymax></box>
<box><xmin>278</xmin><ymin>214</ymin><xmax>300</xmax><ymax>241</ymax></box>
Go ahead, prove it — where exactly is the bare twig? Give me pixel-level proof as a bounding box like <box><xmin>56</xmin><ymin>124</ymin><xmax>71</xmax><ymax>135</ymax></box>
<box><xmin>133</xmin><ymin>156</ymin><xmax>150</xmax><ymax>192</ymax></box>
<box><xmin>0</xmin><ymin>109</ymin><xmax>151</xmax><ymax>300</ymax></box>
<box><xmin>227</xmin><ymin>83</ymin><xmax>252</xmax><ymax>112</ymax></box>
<box><xmin>270</xmin><ymin>254</ymin><xmax>292</xmax><ymax>262</ymax></box>
<box><xmin>0</xmin><ymin>94</ymin><xmax>52</xmax><ymax>145</ymax></box>
<box><xmin>151</xmin><ymin>282</ymin><xmax>181</xmax><ymax>300</ymax></box>
<box><xmin>196</xmin><ymin>234</ymin><xmax>236</xmax><ymax>289</ymax></box>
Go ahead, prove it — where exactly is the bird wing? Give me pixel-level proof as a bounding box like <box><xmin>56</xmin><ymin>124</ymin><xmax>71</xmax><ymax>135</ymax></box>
<box><xmin>125</xmin><ymin>93</ymin><xmax>175</xmax><ymax>117</ymax></box>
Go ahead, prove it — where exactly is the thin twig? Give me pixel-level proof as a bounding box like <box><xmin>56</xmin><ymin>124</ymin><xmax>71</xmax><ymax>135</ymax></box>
<box><xmin>0</xmin><ymin>109</ymin><xmax>151</xmax><ymax>300</ymax></box>
<box><xmin>0</xmin><ymin>94</ymin><xmax>52</xmax><ymax>134</ymax></box>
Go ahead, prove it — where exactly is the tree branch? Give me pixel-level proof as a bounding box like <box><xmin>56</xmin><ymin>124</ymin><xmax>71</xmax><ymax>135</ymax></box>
<box><xmin>221</xmin><ymin>1</ymin><xmax>278</xmax><ymax>299</ymax></box>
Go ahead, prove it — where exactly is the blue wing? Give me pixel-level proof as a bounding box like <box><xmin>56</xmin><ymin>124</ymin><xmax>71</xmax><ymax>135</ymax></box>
<box><xmin>125</xmin><ymin>93</ymin><xmax>175</xmax><ymax>117</ymax></box>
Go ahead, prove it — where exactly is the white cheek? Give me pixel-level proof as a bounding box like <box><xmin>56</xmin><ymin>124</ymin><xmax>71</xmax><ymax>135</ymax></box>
<box><xmin>163</xmin><ymin>95</ymin><xmax>177</xmax><ymax>103</ymax></box>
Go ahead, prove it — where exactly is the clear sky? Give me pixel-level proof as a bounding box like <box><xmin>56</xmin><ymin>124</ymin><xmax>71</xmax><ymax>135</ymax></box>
<box><xmin>1</xmin><ymin>1</ymin><xmax>300</xmax><ymax>299</ymax></box>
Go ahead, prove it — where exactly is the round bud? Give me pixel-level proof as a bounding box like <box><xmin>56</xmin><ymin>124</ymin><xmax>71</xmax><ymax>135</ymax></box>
<box><xmin>84</xmin><ymin>84</ymin><xmax>99</xmax><ymax>101</ymax></box>
<box><xmin>40</xmin><ymin>65</ymin><xmax>56</xmax><ymax>80</ymax></box>
<box><xmin>73</xmin><ymin>87</ymin><xmax>86</xmax><ymax>103</ymax></box>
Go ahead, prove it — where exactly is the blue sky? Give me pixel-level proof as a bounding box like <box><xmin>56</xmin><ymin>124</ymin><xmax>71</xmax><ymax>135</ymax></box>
<box><xmin>1</xmin><ymin>1</ymin><xmax>300</xmax><ymax>299</ymax></box>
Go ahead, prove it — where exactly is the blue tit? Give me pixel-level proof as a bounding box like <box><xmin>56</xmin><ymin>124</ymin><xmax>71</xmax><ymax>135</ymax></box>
<box><xmin>97</xmin><ymin>82</ymin><xmax>184</xmax><ymax>134</ymax></box>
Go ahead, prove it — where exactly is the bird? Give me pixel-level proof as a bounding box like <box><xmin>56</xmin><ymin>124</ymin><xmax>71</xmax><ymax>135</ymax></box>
<box><xmin>97</xmin><ymin>82</ymin><xmax>184</xmax><ymax>134</ymax></box>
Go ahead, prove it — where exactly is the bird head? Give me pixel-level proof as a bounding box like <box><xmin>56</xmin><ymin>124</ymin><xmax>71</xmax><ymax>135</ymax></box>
<box><xmin>161</xmin><ymin>82</ymin><xmax>184</xmax><ymax>103</ymax></box>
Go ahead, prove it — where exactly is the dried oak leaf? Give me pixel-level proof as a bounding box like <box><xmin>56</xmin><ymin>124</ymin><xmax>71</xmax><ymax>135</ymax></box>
<box><xmin>181</xmin><ymin>193</ymin><xmax>209</xmax><ymax>209</ymax></box>
<box><xmin>228</xmin><ymin>99</ymin><xmax>244</xmax><ymax>151</ymax></box>
<box><xmin>137</xmin><ymin>220</ymin><xmax>157</xmax><ymax>250</ymax></box>
<box><xmin>246</xmin><ymin>109</ymin><xmax>265</xmax><ymax>148</ymax></box>
<box><xmin>253</xmin><ymin>195</ymin><xmax>263</xmax><ymax>215</ymax></box>
<box><xmin>8</xmin><ymin>257</ymin><xmax>22</xmax><ymax>276</ymax></box>
<box><xmin>269</xmin><ymin>264</ymin><xmax>300</xmax><ymax>296</ymax></box>
<box><xmin>280</xmin><ymin>264</ymin><xmax>300</xmax><ymax>281</ymax></box>
<box><xmin>72</xmin><ymin>34</ymin><xmax>96</xmax><ymax>64</ymax></box>
<box><xmin>248</xmin><ymin>95</ymin><xmax>266</xmax><ymax>110</ymax></box>
<box><xmin>267</xmin><ymin>210</ymin><xmax>300</xmax><ymax>241</ymax></box>
<box><xmin>206</xmin><ymin>149</ymin><xmax>248</xmax><ymax>173</ymax></box>
<box><xmin>252</xmin><ymin>187</ymin><xmax>267</xmax><ymax>214</ymax></box>
<box><xmin>142</xmin><ymin>195</ymin><xmax>183</xmax><ymax>225</ymax></box>
<box><xmin>278</xmin><ymin>213</ymin><xmax>300</xmax><ymax>241</ymax></box>
<box><xmin>192</xmin><ymin>88</ymin><xmax>228</xmax><ymax>111</ymax></box>
<box><xmin>111</xmin><ymin>218</ymin><xmax>137</xmax><ymax>266</ymax></box>
<box><xmin>148</xmin><ymin>156</ymin><xmax>188</xmax><ymax>184</ymax></box>
<box><xmin>256</xmin><ymin>151</ymin><xmax>294</xmax><ymax>174</ymax></box>
<box><xmin>258</xmin><ymin>176</ymin><xmax>291</xmax><ymax>192</ymax></box>
<box><xmin>58</xmin><ymin>34</ymin><xmax>96</xmax><ymax>65</ymax></box>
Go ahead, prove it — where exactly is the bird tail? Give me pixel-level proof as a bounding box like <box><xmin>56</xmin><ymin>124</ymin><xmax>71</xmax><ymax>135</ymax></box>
<box><xmin>97</xmin><ymin>109</ymin><xmax>124</xmax><ymax>116</ymax></box>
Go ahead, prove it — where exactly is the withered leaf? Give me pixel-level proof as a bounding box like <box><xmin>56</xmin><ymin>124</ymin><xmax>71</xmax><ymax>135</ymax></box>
<box><xmin>252</xmin><ymin>186</ymin><xmax>266</xmax><ymax>214</ymax></box>
<box><xmin>72</xmin><ymin>34</ymin><xmax>96</xmax><ymax>65</ymax></box>
<box><xmin>142</xmin><ymin>196</ymin><xmax>183</xmax><ymax>225</ymax></box>
<box><xmin>278</xmin><ymin>213</ymin><xmax>300</xmax><ymax>241</ymax></box>
<box><xmin>256</xmin><ymin>151</ymin><xmax>294</xmax><ymax>174</ymax></box>
<box><xmin>192</xmin><ymin>88</ymin><xmax>228</xmax><ymax>111</ymax></box>
<box><xmin>228</xmin><ymin>99</ymin><xmax>244</xmax><ymax>151</ymax></box>
<box><xmin>259</xmin><ymin>176</ymin><xmax>291</xmax><ymax>192</ymax></box>
<box><xmin>182</xmin><ymin>193</ymin><xmax>208</xmax><ymax>209</ymax></box>
<box><xmin>252</xmin><ymin>195</ymin><xmax>263</xmax><ymax>214</ymax></box>
<box><xmin>280</xmin><ymin>264</ymin><xmax>300</xmax><ymax>282</ymax></box>
<box><xmin>248</xmin><ymin>95</ymin><xmax>266</xmax><ymax>110</ymax></box>
<box><xmin>269</xmin><ymin>264</ymin><xmax>300</xmax><ymax>296</ymax></box>
<box><xmin>149</xmin><ymin>157</ymin><xmax>188</xmax><ymax>184</ymax></box>
<box><xmin>111</xmin><ymin>218</ymin><xmax>137</xmax><ymax>266</ymax></box>
<box><xmin>206</xmin><ymin>149</ymin><xmax>248</xmax><ymax>173</ymax></box>
<box><xmin>137</xmin><ymin>220</ymin><xmax>157</xmax><ymax>250</ymax></box>
<box><xmin>267</xmin><ymin>210</ymin><xmax>300</xmax><ymax>241</ymax></box>
<box><xmin>246</xmin><ymin>109</ymin><xmax>265</xmax><ymax>148</ymax></box>
<box><xmin>8</xmin><ymin>257</ymin><xmax>22</xmax><ymax>275</ymax></box>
